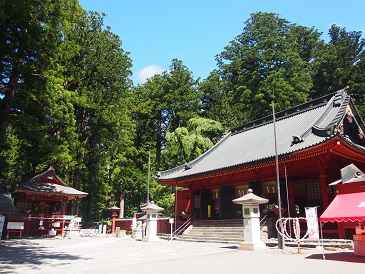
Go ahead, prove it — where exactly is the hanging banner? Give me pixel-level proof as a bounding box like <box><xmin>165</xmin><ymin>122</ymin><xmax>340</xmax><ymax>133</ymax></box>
<box><xmin>305</xmin><ymin>207</ymin><xmax>319</xmax><ymax>241</ymax></box>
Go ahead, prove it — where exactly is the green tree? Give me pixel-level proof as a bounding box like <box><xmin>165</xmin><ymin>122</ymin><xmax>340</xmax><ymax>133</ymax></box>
<box><xmin>199</xmin><ymin>70</ymin><xmax>236</xmax><ymax>128</ymax></box>
<box><xmin>312</xmin><ymin>25</ymin><xmax>365</xmax><ymax>97</ymax></box>
<box><xmin>0</xmin><ymin>0</ymin><xmax>82</xmax><ymax>184</ymax></box>
<box><xmin>133</xmin><ymin>59</ymin><xmax>201</xmax><ymax>170</ymax></box>
<box><xmin>0</xmin><ymin>0</ymin><xmax>79</xmax><ymax>142</ymax></box>
<box><xmin>161</xmin><ymin>117</ymin><xmax>224</xmax><ymax>169</ymax></box>
<box><xmin>131</xmin><ymin>59</ymin><xmax>201</xmax><ymax>215</ymax></box>
<box><xmin>57</xmin><ymin>11</ymin><xmax>134</xmax><ymax>221</ymax></box>
<box><xmin>349</xmin><ymin>49</ymin><xmax>365</xmax><ymax>117</ymax></box>
<box><xmin>211</xmin><ymin>12</ymin><xmax>321</xmax><ymax>125</ymax></box>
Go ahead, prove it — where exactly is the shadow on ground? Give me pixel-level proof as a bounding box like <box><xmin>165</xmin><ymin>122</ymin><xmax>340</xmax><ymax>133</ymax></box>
<box><xmin>306</xmin><ymin>251</ymin><xmax>365</xmax><ymax>263</ymax></box>
<box><xmin>220</xmin><ymin>245</ymin><xmax>238</xmax><ymax>250</ymax></box>
<box><xmin>0</xmin><ymin>239</ymin><xmax>85</xmax><ymax>272</ymax></box>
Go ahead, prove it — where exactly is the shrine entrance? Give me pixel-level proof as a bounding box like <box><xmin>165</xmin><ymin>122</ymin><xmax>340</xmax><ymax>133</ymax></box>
<box><xmin>193</xmin><ymin>186</ymin><xmax>240</xmax><ymax>220</ymax></box>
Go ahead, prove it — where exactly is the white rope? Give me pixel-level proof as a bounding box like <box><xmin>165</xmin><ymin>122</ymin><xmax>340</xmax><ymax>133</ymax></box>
<box><xmin>276</xmin><ymin>217</ymin><xmax>309</xmax><ymax>242</ymax></box>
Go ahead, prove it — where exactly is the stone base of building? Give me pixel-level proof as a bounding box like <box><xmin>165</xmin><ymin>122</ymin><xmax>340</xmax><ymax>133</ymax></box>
<box><xmin>238</xmin><ymin>241</ymin><xmax>267</xmax><ymax>251</ymax></box>
<box><xmin>141</xmin><ymin>236</ymin><xmax>161</xmax><ymax>242</ymax></box>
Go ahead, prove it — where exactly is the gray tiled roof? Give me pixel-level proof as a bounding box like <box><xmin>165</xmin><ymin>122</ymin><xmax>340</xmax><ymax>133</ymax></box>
<box><xmin>24</xmin><ymin>166</ymin><xmax>67</xmax><ymax>186</ymax></box>
<box><xmin>14</xmin><ymin>182</ymin><xmax>88</xmax><ymax>197</ymax></box>
<box><xmin>14</xmin><ymin>167</ymin><xmax>88</xmax><ymax>198</ymax></box>
<box><xmin>159</xmin><ymin>89</ymin><xmax>360</xmax><ymax>181</ymax></box>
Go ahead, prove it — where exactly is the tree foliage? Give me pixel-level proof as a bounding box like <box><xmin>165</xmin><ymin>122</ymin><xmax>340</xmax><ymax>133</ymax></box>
<box><xmin>312</xmin><ymin>25</ymin><xmax>365</xmax><ymax>97</ymax></box>
<box><xmin>161</xmin><ymin>118</ymin><xmax>224</xmax><ymax>169</ymax></box>
<box><xmin>58</xmin><ymin>11</ymin><xmax>135</xmax><ymax>221</ymax></box>
<box><xmin>204</xmin><ymin>12</ymin><xmax>322</xmax><ymax>126</ymax></box>
<box><xmin>0</xmin><ymin>0</ymin><xmax>82</xmax><ymax>180</ymax></box>
<box><xmin>133</xmin><ymin>59</ymin><xmax>201</xmax><ymax>170</ymax></box>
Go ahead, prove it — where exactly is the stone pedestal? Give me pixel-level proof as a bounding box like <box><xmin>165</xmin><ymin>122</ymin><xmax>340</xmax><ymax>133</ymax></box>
<box><xmin>233</xmin><ymin>189</ymin><xmax>269</xmax><ymax>251</ymax></box>
<box><xmin>140</xmin><ymin>201</ymin><xmax>164</xmax><ymax>242</ymax></box>
<box><xmin>238</xmin><ymin>218</ymin><xmax>267</xmax><ymax>250</ymax></box>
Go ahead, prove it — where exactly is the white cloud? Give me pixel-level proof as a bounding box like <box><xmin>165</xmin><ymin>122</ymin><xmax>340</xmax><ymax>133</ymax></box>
<box><xmin>137</xmin><ymin>65</ymin><xmax>164</xmax><ymax>84</ymax></box>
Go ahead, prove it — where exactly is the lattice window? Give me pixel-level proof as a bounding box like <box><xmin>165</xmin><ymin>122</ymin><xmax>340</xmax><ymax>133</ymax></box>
<box><xmin>214</xmin><ymin>199</ymin><xmax>219</xmax><ymax>210</ymax></box>
<box><xmin>193</xmin><ymin>195</ymin><xmax>201</xmax><ymax>209</ymax></box>
<box><xmin>307</xmin><ymin>181</ymin><xmax>321</xmax><ymax>200</ymax></box>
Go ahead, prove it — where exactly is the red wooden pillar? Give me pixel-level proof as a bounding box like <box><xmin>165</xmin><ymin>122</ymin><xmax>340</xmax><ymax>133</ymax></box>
<box><xmin>61</xmin><ymin>219</ymin><xmax>65</xmax><ymax>236</ymax></box>
<box><xmin>317</xmin><ymin>156</ymin><xmax>329</xmax><ymax>209</ymax></box>
<box><xmin>111</xmin><ymin>215</ymin><xmax>116</xmax><ymax>234</ymax></box>
<box><xmin>189</xmin><ymin>185</ymin><xmax>193</xmax><ymax>220</ymax></box>
<box><xmin>108</xmin><ymin>206</ymin><xmax>120</xmax><ymax>234</ymax></box>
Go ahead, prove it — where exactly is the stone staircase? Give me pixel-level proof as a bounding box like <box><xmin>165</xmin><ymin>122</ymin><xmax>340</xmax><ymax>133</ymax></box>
<box><xmin>161</xmin><ymin>219</ymin><xmax>354</xmax><ymax>249</ymax></box>
<box><xmin>175</xmin><ymin>220</ymin><xmax>245</xmax><ymax>244</ymax></box>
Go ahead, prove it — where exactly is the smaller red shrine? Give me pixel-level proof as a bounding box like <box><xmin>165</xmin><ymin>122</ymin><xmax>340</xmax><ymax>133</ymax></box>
<box><xmin>6</xmin><ymin>167</ymin><xmax>88</xmax><ymax>238</ymax></box>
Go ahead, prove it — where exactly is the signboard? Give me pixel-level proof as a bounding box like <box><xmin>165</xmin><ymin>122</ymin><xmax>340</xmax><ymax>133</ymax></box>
<box><xmin>63</xmin><ymin>215</ymin><xmax>75</xmax><ymax>220</ymax></box>
<box><xmin>115</xmin><ymin>227</ymin><xmax>120</xmax><ymax>237</ymax></box>
<box><xmin>305</xmin><ymin>207</ymin><xmax>319</xmax><ymax>241</ymax></box>
<box><xmin>7</xmin><ymin>222</ymin><xmax>24</xmax><ymax>230</ymax></box>
<box><xmin>80</xmin><ymin>229</ymin><xmax>97</xmax><ymax>237</ymax></box>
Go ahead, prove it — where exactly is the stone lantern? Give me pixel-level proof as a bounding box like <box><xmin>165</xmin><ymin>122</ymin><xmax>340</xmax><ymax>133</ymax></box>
<box><xmin>232</xmin><ymin>189</ymin><xmax>269</xmax><ymax>250</ymax></box>
<box><xmin>140</xmin><ymin>201</ymin><xmax>164</xmax><ymax>242</ymax></box>
<box><xmin>108</xmin><ymin>206</ymin><xmax>120</xmax><ymax>234</ymax></box>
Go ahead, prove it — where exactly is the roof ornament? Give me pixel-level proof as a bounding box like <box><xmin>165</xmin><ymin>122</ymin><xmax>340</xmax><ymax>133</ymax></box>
<box><xmin>333</xmin><ymin>124</ymin><xmax>342</xmax><ymax>135</ymax></box>
<box><xmin>291</xmin><ymin>135</ymin><xmax>303</xmax><ymax>146</ymax></box>
<box><xmin>184</xmin><ymin>164</ymin><xmax>191</xmax><ymax>170</ymax></box>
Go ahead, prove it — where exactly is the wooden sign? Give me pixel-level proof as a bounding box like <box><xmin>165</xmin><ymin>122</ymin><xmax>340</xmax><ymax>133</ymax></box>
<box><xmin>7</xmin><ymin>222</ymin><xmax>24</xmax><ymax>230</ymax></box>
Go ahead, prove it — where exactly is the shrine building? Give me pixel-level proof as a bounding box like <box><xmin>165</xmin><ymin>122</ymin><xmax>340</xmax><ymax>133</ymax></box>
<box><xmin>5</xmin><ymin>167</ymin><xmax>88</xmax><ymax>238</ymax></box>
<box><xmin>157</xmin><ymin>88</ymin><xmax>365</xmax><ymax>239</ymax></box>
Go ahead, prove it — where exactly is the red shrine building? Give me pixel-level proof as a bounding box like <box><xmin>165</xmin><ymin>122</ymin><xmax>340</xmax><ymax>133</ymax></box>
<box><xmin>157</xmin><ymin>88</ymin><xmax>365</xmax><ymax>239</ymax></box>
<box><xmin>4</xmin><ymin>167</ymin><xmax>88</xmax><ymax>238</ymax></box>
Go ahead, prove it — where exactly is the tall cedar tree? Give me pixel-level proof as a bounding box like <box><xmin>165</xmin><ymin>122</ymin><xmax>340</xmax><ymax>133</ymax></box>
<box><xmin>312</xmin><ymin>25</ymin><xmax>365</xmax><ymax>97</ymax></box>
<box><xmin>205</xmin><ymin>12</ymin><xmax>321</xmax><ymax>126</ymax></box>
<box><xmin>0</xmin><ymin>0</ymin><xmax>82</xmax><ymax>184</ymax></box>
<box><xmin>59</xmin><ymin>11</ymin><xmax>135</xmax><ymax>221</ymax></box>
<box><xmin>133</xmin><ymin>59</ymin><xmax>201</xmax><ymax>171</ymax></box>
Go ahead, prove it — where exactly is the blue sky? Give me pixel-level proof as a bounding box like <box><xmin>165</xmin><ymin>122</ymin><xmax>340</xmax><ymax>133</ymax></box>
<box><xmin>79</xmin><ymin>0</ymin><xmax>365</xmax><ymax>84</ymax></box>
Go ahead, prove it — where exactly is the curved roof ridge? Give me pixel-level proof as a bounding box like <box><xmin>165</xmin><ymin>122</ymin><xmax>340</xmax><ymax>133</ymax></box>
<box><xmin>24</xmin><ymin>166</ymin><xmax>67</xmax><ymax>186</ymax></box>
<box><xmin>231</xmin><ymin>92</ymin><xmax>336</xmax><ymax>135</ymax></box>
<box><xmin>340</xmin><ymin>134</ymin><xmax>365</xmax><ymax>152</ymax></box>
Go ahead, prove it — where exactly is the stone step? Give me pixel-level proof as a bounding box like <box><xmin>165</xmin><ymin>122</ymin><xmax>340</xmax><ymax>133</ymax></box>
<box><xmin>177</xmin><ymin>237</ymin><xmax>242</xmax><ymax>244</ymax></box>
<box><xmin>178</xmin><ymin>236</ymin><xmax>243</xmax><ymax>242</ymax></box>
<box><xmin>180</xmin><ymin>231</ymin><xmax>243</xmax><ymax>237</ymax></box>
<box><xmin>188</xmin><ymin>229</ymin><xmax>243</xmax><ymax>233</ymax></box>
<box><xmin>185</xmin><ymin>231</ymin><xmax>243</xmax><ymax>236</ymax></box>
<box><xmin>193</xmin><ymin>222</ymin><xmax>242</xmax><ymax>227</ymax></box>
<box><xmin>191</xmin><ymin>225</ymin><xmax>242</xmax><ymax>228</ymax></box>
<box><xmin>174</xmin><ymin>220</ymin><xmax>246</xmax><ymax>244</ymax></box>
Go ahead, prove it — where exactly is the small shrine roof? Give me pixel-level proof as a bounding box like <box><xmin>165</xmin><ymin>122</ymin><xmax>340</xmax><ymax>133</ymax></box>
<box><xmin>14</xmin><ymin>182</ymin><xmax>88</xmax><ymax>197</ymax></box>
<box><xmin>13</xmin><ymin>167</ymin><xmax>88</xmax><ymax>199</ymax></box>
<box><xmin>23</xmin><ymin>166</ymin><xmax>67</xmax><ymax>186</ymax></box>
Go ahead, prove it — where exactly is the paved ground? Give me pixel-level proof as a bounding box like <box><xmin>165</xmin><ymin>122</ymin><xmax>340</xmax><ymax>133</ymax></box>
<box><xmin>0</xmin><ymin>236</ymin><xmax>364</xmax><ymax>274</ymax></box>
